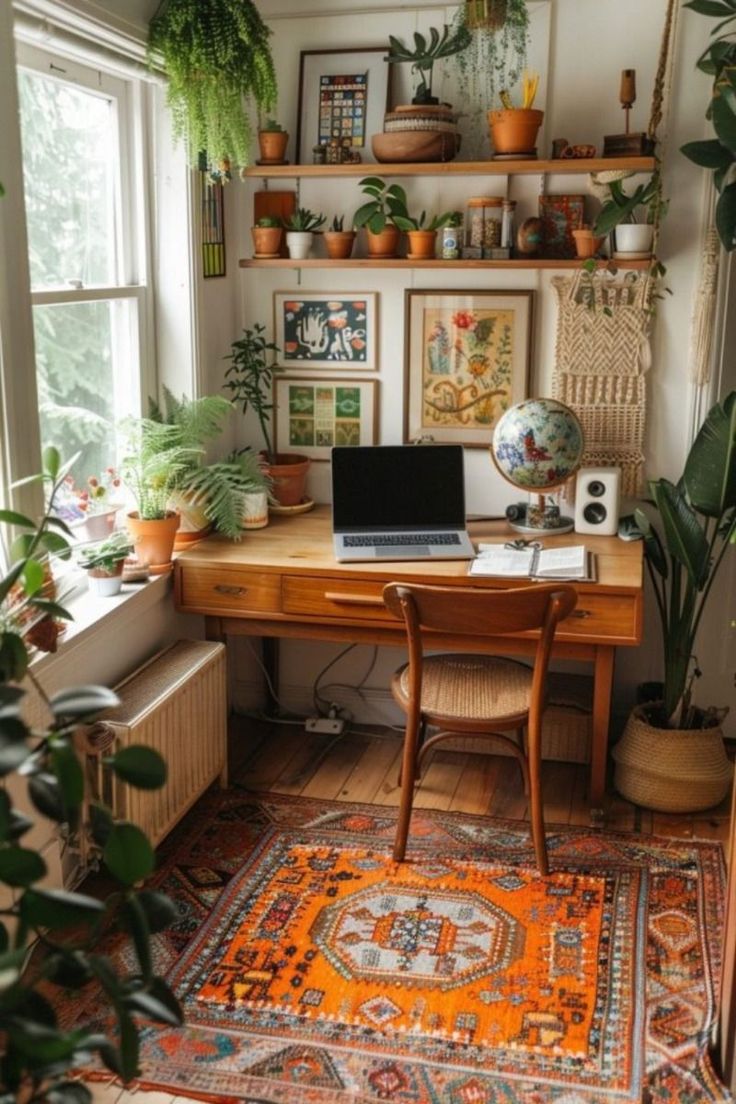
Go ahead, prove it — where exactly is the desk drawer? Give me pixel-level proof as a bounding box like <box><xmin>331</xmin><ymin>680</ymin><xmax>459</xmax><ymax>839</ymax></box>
<box><xmin>558</xmin><ymin>593</ymin><xmax>639</xmax><ymax>644</ymax></box>
<box><xmin>178</xmin><ymin>566</ymin><xmax>282</xmax><ymax>614</ymax></box>
<box><xmin>283</xmin><ymin>576</ymin><xmax>396</xmax><ymax>624</ymax></box>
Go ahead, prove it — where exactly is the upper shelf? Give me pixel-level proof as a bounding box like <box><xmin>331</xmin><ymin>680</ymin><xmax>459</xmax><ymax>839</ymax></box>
<box><xmin>242</xmin><ymin>157</ymin><xmax>657</xmax><ymax>179</ymax></box>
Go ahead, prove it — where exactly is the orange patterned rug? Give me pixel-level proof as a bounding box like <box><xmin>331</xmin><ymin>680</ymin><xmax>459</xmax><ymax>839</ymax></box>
<box><xmin>65</xmin><ymin>790</ymin><xmax>731</xmax><ymax>1104</ymax></box>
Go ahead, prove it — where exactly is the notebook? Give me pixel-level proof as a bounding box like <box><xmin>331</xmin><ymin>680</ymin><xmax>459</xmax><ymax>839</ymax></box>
<box><xmin>331</xmin><ymin>444</ymin><xmax>476</xmax><ymax>562</ymax></box>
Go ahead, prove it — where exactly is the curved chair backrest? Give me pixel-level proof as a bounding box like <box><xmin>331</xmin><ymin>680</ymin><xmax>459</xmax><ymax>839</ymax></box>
<box><xmin>382</xmin><ymin>582</ymin><xmax>578</xmax><ymax>639</ymax></box>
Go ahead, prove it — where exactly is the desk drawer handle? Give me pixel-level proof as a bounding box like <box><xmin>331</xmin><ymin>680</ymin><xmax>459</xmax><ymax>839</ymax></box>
<box><xmin>214</xmin><ymin>584</ymin><xmax>247</xmax><ymax>597</ymax></box>
<box><xmin>570</xmin><ymin>608</ymin><xmax>592</xmax><ymax>619</ymax></box>
<box><xmin>324</xmin><ymin>591</ymin><xmax>384</xmax><ymax>607</ymax></box>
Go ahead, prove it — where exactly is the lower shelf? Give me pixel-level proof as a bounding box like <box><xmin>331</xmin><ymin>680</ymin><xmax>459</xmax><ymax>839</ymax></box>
<box><xmin>239</xmin><ymin>257</ymin><xmax>651</xmax><ymax>270</ymax></box>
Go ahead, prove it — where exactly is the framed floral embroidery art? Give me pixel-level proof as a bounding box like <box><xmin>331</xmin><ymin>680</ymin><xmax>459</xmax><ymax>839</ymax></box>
<box><xmin>404</xmin><ymin>290</ymin><xmax>533</xmax><ymax>447</ymax></box>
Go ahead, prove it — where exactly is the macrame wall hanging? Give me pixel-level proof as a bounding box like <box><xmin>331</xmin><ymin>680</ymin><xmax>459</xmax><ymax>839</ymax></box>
<box><xmin>552</xmin><ymin>0</ymin><xmax>680</xmax><ymax>496</ymax></box>
<box><xmin>552</xmin><ymin>272</ymin><xmax>652</xmax><ymax>497</ymax></box>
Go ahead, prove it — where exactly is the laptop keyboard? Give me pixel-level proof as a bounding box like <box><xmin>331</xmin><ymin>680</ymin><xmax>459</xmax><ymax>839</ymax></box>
<box><xmin>344</xmin><ymin>532</ymin><xmax>461</xmax><ymax>548</ymax></box>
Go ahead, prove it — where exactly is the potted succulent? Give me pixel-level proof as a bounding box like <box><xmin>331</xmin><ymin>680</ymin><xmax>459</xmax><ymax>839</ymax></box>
<box><xmin>224</xmin><ymin>324</ymin><xmax>310</xmax><ymax>508</ymax></box>
<box><xmin>488</xmin><ymin>70</ymin><xmax>543</xmax><ymax>156</ymax></box>
<box><xmin>147</xmin><ymin>0</ymin><xmax>277</xmax><ymax>169</ymax></box>
<box><xmin>353</xmin><ymin>177</ymin><xmax>411</xmax><ymax>258</ymax></box>
<box><xmin>323</xmin><ymin>214</ymin><xmax>356</xmax><ymax>260</ymax></box>
<box><xmin>251</xmin><ymin>215</ymin><xmax>283</xmax><ymax>259</ymax></box>
<box><xmin>78</xmin><ymin>529</ymin><xmax>134</xmax><ymax>596</ymax></box>
<box><xmin>284</xmin><ymin>207</ymin><xmax>325</xmax><ymax>260</ymax></box>
<box><xmin>613</xmin><ymin>392</ymin><xmax>736</xmax><ymax>813</ymax></box>
<box><xmin>391</xmin><ymin>206</ymin><xmax>462</xmax><ymax>259</ymax></box>
<box><xmin>592</xmin><ymin>171</ymin><xmax>666</xmax><ymax>257</ymax></box>
<box><xmin>257</xmin><ymin>118</ymin><xmax>289</xmax><ymax>164</ymax></box>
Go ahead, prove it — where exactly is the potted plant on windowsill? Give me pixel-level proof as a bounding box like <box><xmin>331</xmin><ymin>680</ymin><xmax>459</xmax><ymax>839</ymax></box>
<box><xmin>323</xmin><ymin>214</ymin><xmax>356</xmax><ymax>260</ymax></box>
<box><xmin>251</xmin><ymin>215</ymin><xmax>283</xmax><ymax>259</ymax></box>
<box><xmin>257</xmin><ymin>118</ymin><xmax>289</xmax><ymax>164</ymax></box>
<box><xmin>392</xmin><ymin>207</ymin><xmax>463</xmax><ymax>259</ymax></box>
<box><xmin>224</xmin><ymin>324</ymin><xmax>310</xmax><ymax>508</ymax></box>
<box><xmin>78</xmin><ymin>529</ymin><xmax>134</xmax><ymax>596</ymax></box>
<box><xmin>353</xmin><ymin>177</ymin><xmax>410</xmax><ymax>258</ymax></box>
<box><xmin>613</xmin><ymin>391</ymin><xmax>736</xmax><ymax>813</ymax></box>
<box><xmin>284</xmin><ymin>207</ymin><xmax>325</xmax><ymax>260</ymax></box>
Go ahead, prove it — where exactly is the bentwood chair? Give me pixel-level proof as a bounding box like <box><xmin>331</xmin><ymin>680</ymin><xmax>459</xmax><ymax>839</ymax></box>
<box><xmin>382</xmin><ymin>582</ymin><xmax>578</xmax><ymax>876</ymax></box>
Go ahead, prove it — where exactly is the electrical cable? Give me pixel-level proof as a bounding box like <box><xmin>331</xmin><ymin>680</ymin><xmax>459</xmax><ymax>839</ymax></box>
<box><xmin>312</xmin><ymin>642</ymin><xmax>357</xmax><ymax>715</ymax></box>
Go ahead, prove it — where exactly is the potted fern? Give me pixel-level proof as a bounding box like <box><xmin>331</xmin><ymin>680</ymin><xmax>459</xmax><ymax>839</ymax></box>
<box><xmin>613</xmin><ymin>392</ymin><xmax>736</xmax><ymax>812</ymax></box>
<box><xmin>147</xmin><ymin>0</ymin><xmax>278</xmax><ymax>169</ymax></box>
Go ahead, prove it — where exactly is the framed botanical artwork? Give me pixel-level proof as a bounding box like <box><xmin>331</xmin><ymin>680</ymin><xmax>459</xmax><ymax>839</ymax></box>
<box><xmin>274</xmin><ymin>292</ymin><xmax>378</xmax><ymax>371</ymax></box>
<box><xmin>296</xmin><ymin>48</ymin><xmax>392</xmax><ymax>164</ymax></box>
<box><xmin>274</xmin><ymin>377</ymin><xmax>378</xmax><ymax>460</ymax></box>
<box><xmin>404</xmin><ymin>290</ymin><xmax>533</xmax><ymax>447</ymax></box>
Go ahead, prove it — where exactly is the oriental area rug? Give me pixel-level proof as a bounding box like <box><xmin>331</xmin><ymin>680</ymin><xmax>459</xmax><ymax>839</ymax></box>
<box><xmin>63</xmin><ymin>790</ymin><xmax>732</xmax><ymax>1104</ymax></box>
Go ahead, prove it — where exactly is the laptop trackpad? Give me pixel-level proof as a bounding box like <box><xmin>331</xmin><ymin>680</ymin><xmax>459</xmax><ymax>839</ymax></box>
<box><xmin>375</xmin><ymin>545</ymin><xmax>430</xmax><ymax>557</ymax></box>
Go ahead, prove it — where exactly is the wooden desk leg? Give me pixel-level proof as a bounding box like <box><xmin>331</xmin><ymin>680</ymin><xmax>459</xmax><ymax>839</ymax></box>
<box><xmin>590</xmin><ymin>645</ymin><xmax>615</xmax><ymax>820</ymax></box>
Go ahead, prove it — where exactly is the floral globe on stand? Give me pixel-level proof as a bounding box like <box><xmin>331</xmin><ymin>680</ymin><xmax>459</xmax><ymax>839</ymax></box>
<box><xmin>491</xmin><ymin>397</ymin><xmax>584</xmax><ymax>533</ymax></box>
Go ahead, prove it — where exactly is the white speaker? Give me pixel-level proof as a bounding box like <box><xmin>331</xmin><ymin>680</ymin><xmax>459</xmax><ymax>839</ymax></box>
<box><xmin>574</xmin><ymin>467</ymin><xmax>621</xmax><ymax>536</ymax></box>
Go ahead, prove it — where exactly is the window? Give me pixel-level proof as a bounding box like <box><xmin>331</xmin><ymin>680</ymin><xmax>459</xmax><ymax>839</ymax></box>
<box><xmin>15</xmin><ymin>42</ymin><xmax>152</xmax><ymax>486</ymax></box>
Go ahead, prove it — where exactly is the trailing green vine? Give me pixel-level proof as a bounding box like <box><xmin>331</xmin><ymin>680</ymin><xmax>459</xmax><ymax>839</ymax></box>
<box><xmin>148</xmin><ymin>0</ymin><xmax>278</xmax><ymax>169</ymax></box>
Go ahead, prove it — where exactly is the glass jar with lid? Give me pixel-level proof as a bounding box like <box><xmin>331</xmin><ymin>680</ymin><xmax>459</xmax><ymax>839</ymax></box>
<box><xmin>464</xmin><ymin>197</ymin><xmax>503</xmax><ymax>252</ymax></box>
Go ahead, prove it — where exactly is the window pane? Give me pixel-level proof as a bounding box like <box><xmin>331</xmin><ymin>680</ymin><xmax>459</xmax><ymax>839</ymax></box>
<box><xmin>33</xmin><ymin>300</ymin><xmax>137</xmax><ymax>482</ymax></box>
<box><xmin>18</xmin><ymin>68</ymin><xmax>117</xmax><ymax>289</ymax></box>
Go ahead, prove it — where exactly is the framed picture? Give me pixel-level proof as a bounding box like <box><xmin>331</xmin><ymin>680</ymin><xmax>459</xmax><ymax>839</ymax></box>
<box><xmin>296</xmin><ymin>48</ymin><xmax>392</xmax><ymax>165</ymax></box>
<box><xmin>274</xmin><ymin>377</ymin><xmax>378</xmax><ymax>460</ymax></box>
<box><xmin>538</xmin><ymin>194</ymin><xmax>586</xmax><ymax>258</ymax></box>
<box><xmin>274</xmin><ymin>292</ymin><xmax>378</xmax><ymax>371</ymax></box>
<box><xmin>404</xmin><ymin>290</ymin><xmax>533</xmax><ymax>447</ymax></box>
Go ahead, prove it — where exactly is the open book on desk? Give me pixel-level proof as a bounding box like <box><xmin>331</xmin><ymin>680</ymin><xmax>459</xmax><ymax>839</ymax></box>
<box><xmin>469</xmin><ymin>542</ymin><xmax>595</xmax><ymax>581</ymax></box>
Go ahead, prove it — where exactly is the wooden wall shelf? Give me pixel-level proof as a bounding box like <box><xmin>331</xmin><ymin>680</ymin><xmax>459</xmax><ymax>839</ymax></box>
<box><xmin>242</xmin><ymin>157</ymin><xmax>656</xmax><ymax>179</ymax></box>
<box><xmin>239</xmin><ymin>257</ymin><xmax>650</xmax><ymax>271</ymax></box>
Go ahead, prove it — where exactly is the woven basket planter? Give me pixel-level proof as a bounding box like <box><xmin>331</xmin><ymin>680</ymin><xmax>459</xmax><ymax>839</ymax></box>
<box><xmin>613</xmin><ymin>704</ymin><xmax>733</xmax><ymax>813</ymax></box>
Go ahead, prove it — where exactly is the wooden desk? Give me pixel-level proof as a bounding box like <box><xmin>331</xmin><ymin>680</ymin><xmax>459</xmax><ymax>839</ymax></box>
<box><xmin>174</xmin><ymin>506</ymin><xmax>643</xmax><ymax>811</ymax></box>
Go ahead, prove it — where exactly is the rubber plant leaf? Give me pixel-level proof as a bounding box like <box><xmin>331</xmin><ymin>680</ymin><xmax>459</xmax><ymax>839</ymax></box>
<box><xmin>682</xmin><ymin>391</ymin><xmax>736</xmax><ymax>515</ymax></box>
<box><xmin>681</xmin><ymin>138</ymin><xmax>733</xmax><ymax>168</ymax></box>
<box><xmin>650</xmin><ymin>478</ymin><xmax>710</xmax><ymax>587</ymax></box>
<box><xmin>683</xmin><ymin>0</ymin><xmax>735</xmax><ymax>14</ymax></box>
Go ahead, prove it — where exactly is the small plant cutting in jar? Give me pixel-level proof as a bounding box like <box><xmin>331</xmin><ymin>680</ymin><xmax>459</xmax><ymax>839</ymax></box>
<box><xmin>78</xmin><ymin>529</ymin><xmax>134</xmax><ymax>596</ymax></box>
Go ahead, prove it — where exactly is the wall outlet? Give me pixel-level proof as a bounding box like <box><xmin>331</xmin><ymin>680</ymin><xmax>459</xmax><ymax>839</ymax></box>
<box><xmin>305</xmin><ymin>716</ymin><xmax>345</xmax><ymax>735</ymax></box>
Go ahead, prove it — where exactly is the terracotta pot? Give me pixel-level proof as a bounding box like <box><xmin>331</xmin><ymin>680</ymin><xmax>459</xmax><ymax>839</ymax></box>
<box><xmin>613</xmin><ymin>703</ymin><xmax>733</xmax><ymax>812</ymax></box>
<box><xmin>572</xmin><ymin>228</ymin><xmax>605</xmax><ymax>259</ymax></box>
<box><xmin>365</xmin><ymin>225</ymin><xmax>400</xmax><ymax>258</ymax></box>
<box><xmin>87</xmin><ymin>560</ymin><xmax>124</xmax><ymax>597</ymax></box>
<box><xmin>258</xmin><ymin>130</ymin><xmax>288</xmax><ymax>164</ymax></box>
<box><xmin>251</xmin><ymin>225</ymin><xmax>283</xmax><ymax>258</ymax></box>
<box><xmin>488</xmin><ymin>108</ymin><xmax>544</xmax><ymax>155</ymax></box>
<box><xmin>406</xmin><ymin>229</ymin><xmax>438</xmax><ymax>260</ymax></box>
<box><xmin>126</xmin><ymin>511</ymin><xmax>180</xmax><ymax>575</ymax></box>
<box><xmin>262</xmin><ymin>453</ymin><xmax>310</xmax><ymax>507</ymax></box>
<box><xmin>323</xmin><ymin>230</ymin><xmax>356</xmax><ymax>259</ymax></box>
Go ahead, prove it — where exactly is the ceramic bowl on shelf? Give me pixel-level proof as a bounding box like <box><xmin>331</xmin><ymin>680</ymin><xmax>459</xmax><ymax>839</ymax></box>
<box><xmin>371</xmin><ymin>130</ymin><xmax>460</xmax><ymax>164</ymax></box>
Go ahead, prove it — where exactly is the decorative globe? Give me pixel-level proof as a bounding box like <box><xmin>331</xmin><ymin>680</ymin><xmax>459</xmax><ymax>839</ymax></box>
<box><xmin>491</xmin><ymin>398</ymin><xmax>584</xmax><ymax>491</ymax></box>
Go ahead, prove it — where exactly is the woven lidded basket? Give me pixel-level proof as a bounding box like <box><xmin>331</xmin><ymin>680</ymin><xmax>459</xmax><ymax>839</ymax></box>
<box><xmin>613</xmin><ymin>704</ymin><xmax>733</xmax><ymax>813</ymax></box>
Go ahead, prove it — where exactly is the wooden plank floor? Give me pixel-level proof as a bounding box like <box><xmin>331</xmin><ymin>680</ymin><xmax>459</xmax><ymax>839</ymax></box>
<box><xmin>92</xmin><ymin>712</ymin><xmax>731</xmax><ymax>1104</ymax></box>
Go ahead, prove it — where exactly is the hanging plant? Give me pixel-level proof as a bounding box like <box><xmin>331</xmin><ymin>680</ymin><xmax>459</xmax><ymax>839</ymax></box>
<box><xmin>148</xmin><ymin>0</ymin><xmax>278</xmax><ymax>169</ymax></box>
<box><xmin>449</xmin><ymin>0</ymin><xmax>529</xmax><ymax>154</ymax></box>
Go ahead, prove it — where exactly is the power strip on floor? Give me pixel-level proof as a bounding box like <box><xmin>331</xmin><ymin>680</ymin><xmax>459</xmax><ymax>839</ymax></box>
<box><xmin>305</xmin><ymin>716</ymin><xmax>345</xmax><ymax>735</ymax></box>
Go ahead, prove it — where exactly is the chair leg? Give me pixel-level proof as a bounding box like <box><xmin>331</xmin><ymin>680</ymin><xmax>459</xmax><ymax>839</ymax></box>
<box><xmin>516</xmin><ymin>726</ymin><xmax>529</xmax><ymax>795</ymax></box>
<box><xmin>393</xmin><ymin>715</ymin><xmax>422</xmax><ymax>862</ymax></box>
<box><xmin>397</xmin><ymin>719</ymin><xmax>426</xmax><ymax>786</ymax></box>
<box><xmin>527</xmin><ymin>717</ymin><xmax>549</xmax><ymax>876</ymax></box>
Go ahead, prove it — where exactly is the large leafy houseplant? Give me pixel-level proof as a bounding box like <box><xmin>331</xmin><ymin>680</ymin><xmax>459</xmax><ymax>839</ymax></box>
<box><xmin>681</xmin><ymin>0</ymin><xmax>736</xmax><ymax>251</ymax></box>
<box><xmin>633</xmin><ymin>391</ymin><xmax>736</xmax><ymax>729</ymax></box>
<box><xmin>223</xmin><ymin>324</ymin><xmax>280</xmax><ymax>464</ymax></box>
<box><xmin>0</xmin><ymin>447</ymin><xmax>181</xmax><ymax>1100</ymax></box>
<box><xmin>148</xmin><ymin>0</ymin><xmax>278</xmax><ymax>169</ymax></box>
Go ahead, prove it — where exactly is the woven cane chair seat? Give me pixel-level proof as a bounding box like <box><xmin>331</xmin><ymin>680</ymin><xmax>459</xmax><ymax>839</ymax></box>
<box><xmin>395</xmin><ymin>655</ymin><xmax>533</xmax><ymax>723</ymax></box>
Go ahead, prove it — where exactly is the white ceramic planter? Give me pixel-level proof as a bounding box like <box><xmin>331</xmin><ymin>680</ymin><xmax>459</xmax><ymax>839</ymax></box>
<box><xmin>87</xmin><ymin>569</ymin><xmax>124</xmax><ymax>597</ymax></box>
<box><xmin>286</xmin><ymin>231</ymin><xmax>313</xmax><ymax>260</ymax></box>
<box><xmin>243</xmin><ymin>490</ymin><xmax>269</xmax><ymax>529</ymax></box>
<box><xmin>614</xmin><ymin>223</ymin><xmax>654</xmax><ymax>255</ymax></box>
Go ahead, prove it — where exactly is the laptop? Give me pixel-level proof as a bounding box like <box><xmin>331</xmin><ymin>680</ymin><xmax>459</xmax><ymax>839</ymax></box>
<box><xmin>331</xmin><ymin>444</ymin><xmax>476</xmax><ymax>562</ymax></box>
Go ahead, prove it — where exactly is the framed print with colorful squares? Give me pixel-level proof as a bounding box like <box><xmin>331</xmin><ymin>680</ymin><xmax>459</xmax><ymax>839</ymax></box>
<box><xmin>404</xmin><ymin>289</ymin><xmax>533</xmax><ymax>447</ymax></box>
<box><xmin>274</xmin><ymin>377</ymin><xmax>378</xmax><ymax>461</ymax></box>
<box><xmin>274</xmin><ymin>292</ymin><xmax>377</xmax><ymax>371</ymax></box>
<box><xmin>296</xmin><ymin>48</ymin><xmax>392</xmax><ymax>164</ymax></box>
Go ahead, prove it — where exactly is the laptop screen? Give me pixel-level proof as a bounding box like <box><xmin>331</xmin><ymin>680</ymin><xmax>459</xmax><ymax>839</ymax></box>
<box><xmin>331</xmin><ymin>445</ymin><xmax>467</xmax><ymax>531</ymax></box>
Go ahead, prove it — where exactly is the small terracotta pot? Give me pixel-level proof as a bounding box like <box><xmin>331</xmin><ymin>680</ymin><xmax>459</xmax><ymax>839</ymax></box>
<box><xmin>488</xmin><ymin>108</ymin><xmax>544</xmax><ymax>155</ymax></box>
<box><xmin>262</xmin><ymin>453</ymin><xmax>310</xmax><ymax>507</ymax></box>
<box><xmin>406</xmin><ymin>229</ymin><xmax>438</xmax><ymax>260</ymax></box>
<box><xmin>365</xmin><ymin>225</ymin><xmax>400</xmax><ymax>258</ymax></box>
<box><xmin>126</xmin><ymin>511</ymin><xmax>180</xmax><ymax>575</ymax></box>
<box><xmin>251</xmin><ymin>225</ymin><xmax>283</xmax><ymax>258</ymax></box>
<box><xmin>323</xmin><ymin>230</ymin><xmax>356</xmax><ymax>259</ymax></box>
<box><xmin>258</xmin><ymin>130</ymin><xmax>288</xmax><ymax>163</ymax></box>
<box><xmin>572</xmin><ymin>228</ymin><xmax>605</xmax><ymax>259</ymax></box>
